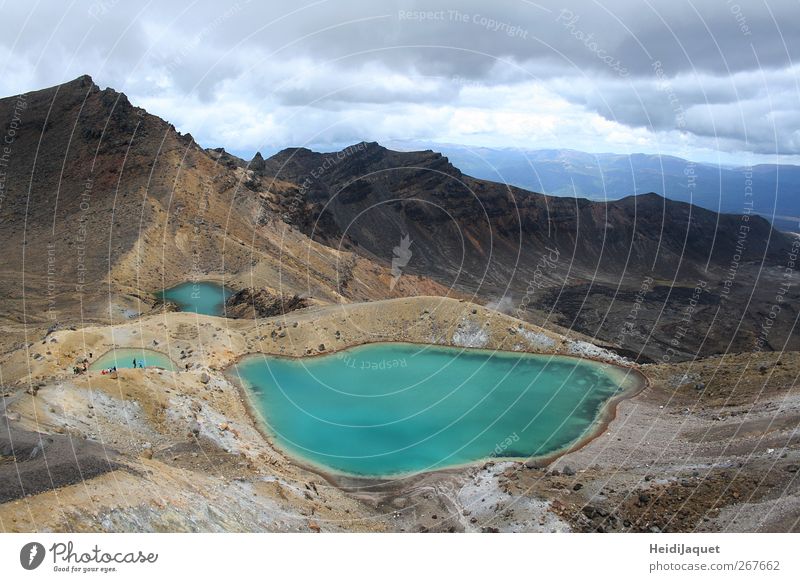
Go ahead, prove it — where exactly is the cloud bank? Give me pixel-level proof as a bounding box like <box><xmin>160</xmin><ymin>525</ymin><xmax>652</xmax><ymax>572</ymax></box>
<box><xmin>1</xmin><ymin>0</ymin><xmax>797</xmax><ymax>164</ymax></box>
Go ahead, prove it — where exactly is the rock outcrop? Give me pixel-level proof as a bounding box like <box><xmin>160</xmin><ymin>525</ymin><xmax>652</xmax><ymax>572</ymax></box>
<box><xmin>225</xmin><ymin>288</ymin><xmax>309</xmax><ymax>319</ymax></box>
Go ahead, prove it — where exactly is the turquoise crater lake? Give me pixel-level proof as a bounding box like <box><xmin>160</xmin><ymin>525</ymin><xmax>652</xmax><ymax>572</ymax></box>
<box><xmin>160</xmin><ymin>281</ymin><xmax>233</xmax><ymax>316</ymax></box>
<box><xmin>234</xmin><ymin>343</ymin><xmax>643</xmax><ymax>477</ymax></box>
<box><xmin>89</xmin><ymin>348</ymin><xmax>177</xmax><ymax>371</ymax></box>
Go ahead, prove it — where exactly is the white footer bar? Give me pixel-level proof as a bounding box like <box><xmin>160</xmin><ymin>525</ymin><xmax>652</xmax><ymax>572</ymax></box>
<box><xmin>1</xmin><ymin>533</ymin><xmax>797</xmax><ymax>581</ymax></box>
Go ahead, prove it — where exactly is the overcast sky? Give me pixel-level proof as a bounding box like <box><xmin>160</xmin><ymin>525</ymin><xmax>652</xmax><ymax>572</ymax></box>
<box><xmin>1</xmin><ymin>0</ymin><xmax>798</xmax><ymax>164</ymax></box>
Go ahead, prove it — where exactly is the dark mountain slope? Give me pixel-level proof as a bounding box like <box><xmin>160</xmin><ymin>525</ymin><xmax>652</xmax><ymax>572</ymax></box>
<box><xmin>257</xmin><ymin>143</ymin><xmax>799</xmax><ymax>360</ymax></box>
<box><xmin>257</xmin><ymin>143</ymin><xmax>790</xmax><ymax>285</ymax></box>
<box><xmin>410</xmin><ymin>145</ymin><xmax>800</xmax><ymax>232</ymax></box>
<box><xmin>0</xmin><ymin>77</ymin><xmax>452</xmax><ymax>327</ymax></box>
<box><xmin>0</xmin><ymin>75</ymin><xmax>262</xmax><ymax>321</ymax></box>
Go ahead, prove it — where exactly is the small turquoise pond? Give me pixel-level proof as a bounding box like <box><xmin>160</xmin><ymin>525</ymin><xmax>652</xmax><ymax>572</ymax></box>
<box><xmin>160</xmin><ymin>281</ymin><xmax>233</xmax><ymax>316</ymax></box>
<box><xmin>89</xmin><ymin>348</ymin><xmax>177</xmax><ymax>371</ymax></box>
<box><xmin>234</xmin><ymin>343</ymin><xmax>642</xmax><ymax>477</ymax></box>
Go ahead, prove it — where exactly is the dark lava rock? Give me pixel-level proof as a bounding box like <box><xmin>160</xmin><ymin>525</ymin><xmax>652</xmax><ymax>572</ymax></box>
<box><xmin>562</xmin><ymin>465</ymin><xmax>576</xmax><ymax>476</ymax></box>
<box><xmin>582</xmin><ymin>505</ymin><xmax>608</xmax><ymax>519</ymax></box>
<box><xmin>1</xmin><ymin>427</ymin><xmax>120</xmax><ymax>503</ymax></box>
<box><xmin>225</xmin><ymin>288</ymin><xmax>309</xmax><ymax>319</ymax></box>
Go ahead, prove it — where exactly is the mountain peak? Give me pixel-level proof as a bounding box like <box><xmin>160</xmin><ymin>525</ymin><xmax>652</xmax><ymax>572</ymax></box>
<box><xmin>355</xmin><ymin>140</ymin><xmax>385</xmax><ymax>151</ymax></box>
<box><xmin>250</xmin><ymin>151</ymin><xmax>267</xmax><ymax>172</ymax></box>
<box><xmin>71</xmin><ymin>73</ymin><xmax>95</xmax><ymax>87</ymax></box>
<box><xmin>18</xmin><ymin>74</ymin><xmax>100</xmax><ymax>99</ymax></box>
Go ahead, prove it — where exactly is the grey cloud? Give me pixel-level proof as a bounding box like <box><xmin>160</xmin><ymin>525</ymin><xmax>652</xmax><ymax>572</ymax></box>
<box><xmin>0</xmin><ymin>0</ymin><xmax>798</xmax><ymax>158</ymax></box>
<box><xmin>547</xmin><ymin>63</ymin><xmax>800</xmax><ymax>153</ymax></box>
<box><xmin>5</xmin><ymin>1</ymin><xmax>798</xmax><ymax>82</ymax></box>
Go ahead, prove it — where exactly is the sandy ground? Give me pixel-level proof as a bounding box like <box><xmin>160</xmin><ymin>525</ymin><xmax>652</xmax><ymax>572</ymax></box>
<box><xmin>1</xmin><ymin>297</ymin><xmax>798</xmax><ymax>532</ymax></box>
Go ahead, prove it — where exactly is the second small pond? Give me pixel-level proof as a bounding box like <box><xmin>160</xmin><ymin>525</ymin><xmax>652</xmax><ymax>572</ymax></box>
<box><xmin>159</xmin><ymin>281</ymin><xmax>233</xmax><ymax>316</ymax></box>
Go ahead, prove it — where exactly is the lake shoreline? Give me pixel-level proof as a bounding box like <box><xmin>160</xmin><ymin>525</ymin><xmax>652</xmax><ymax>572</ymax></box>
<box><xmin>159</xmin><ymin>280</ymin><xmax>233</xmax><ymax>317</ymax></box>
<box><xmin>88</xmin><ymin>347</ymin><xmax>179</xmax><ymax>372</ymax></box>
<box><xmin>224</xmin><ymin>341</ymin><xmax>649</xmax><ymax>490</ymax></box>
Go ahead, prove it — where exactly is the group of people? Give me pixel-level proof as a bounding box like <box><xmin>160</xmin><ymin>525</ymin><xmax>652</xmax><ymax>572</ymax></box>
<box><xmin>101</xmin><ymin>358</ymin><xmax>144</xmax><ymax>374</ymax></box>
<box><xmin>72</xmin><ymin>357</ymin><xmax>90</xmax><ymax>375</ymax></box>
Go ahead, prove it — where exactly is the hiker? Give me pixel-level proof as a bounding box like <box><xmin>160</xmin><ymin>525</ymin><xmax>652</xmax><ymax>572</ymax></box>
<box><xmin>133</xmin><ymin>358</ymin><xmax>137</xmax><ymax>368</ymax></box>
<box><xmin>139</xmin><ymin>362</ymin><xmax>144</xmax><ymax>368</ymax></box>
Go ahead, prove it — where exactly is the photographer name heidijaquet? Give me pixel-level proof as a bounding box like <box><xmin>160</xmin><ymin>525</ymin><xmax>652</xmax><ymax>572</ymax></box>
<box><xmin>650</xmin><ymin>543</ymin><xmax>721</xmax><ymax>557</ymax></box>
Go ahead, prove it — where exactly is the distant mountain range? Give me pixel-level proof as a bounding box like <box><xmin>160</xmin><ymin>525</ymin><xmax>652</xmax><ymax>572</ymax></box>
<box><xmin>386</xmin><ymin>143</ymin><xmax>800</xmax><ymax>232</ymax></box>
